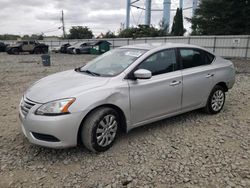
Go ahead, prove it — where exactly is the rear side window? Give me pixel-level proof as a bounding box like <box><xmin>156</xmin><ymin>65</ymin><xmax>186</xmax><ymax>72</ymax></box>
<box><xmin>204</xmin><ymin>52</ymin><xmax>215</xmax><ymax>64</ymax></box>
<box><xmin>179</xmin><ymin>48</ymin><xmax>213</xmax><ymax>69</ymax></box>
<box><xmin>23</xmin><ymin>41</ymin><xmax>28</xmax><ymax>45</ymax></box>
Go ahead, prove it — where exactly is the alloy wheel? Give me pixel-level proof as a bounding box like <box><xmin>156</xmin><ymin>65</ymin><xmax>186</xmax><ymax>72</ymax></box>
<box><xmin>211</xmin><ymin>90</ymin><xmax>224</xmax><ymax>111</ymax></box>
<box><xmin>96</xmin><ymin>115</ymin><xmax>118</xmax><ymax>147</ymax></box>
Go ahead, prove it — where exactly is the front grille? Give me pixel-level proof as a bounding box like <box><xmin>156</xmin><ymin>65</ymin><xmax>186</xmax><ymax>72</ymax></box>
<box><xmin>20</xmin><ymin>98</ymin><xmax>36</xmax><ymax>117</ymax></box>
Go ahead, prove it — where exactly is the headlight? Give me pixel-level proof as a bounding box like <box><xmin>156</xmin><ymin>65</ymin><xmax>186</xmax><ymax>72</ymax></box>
<box><xmin>35</xmin><ymin>98</ymin><xmax>76</xmax><ymax>116</ymax></box>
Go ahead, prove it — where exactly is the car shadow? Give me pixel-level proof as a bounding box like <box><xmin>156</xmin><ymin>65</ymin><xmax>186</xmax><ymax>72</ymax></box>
<box><xmin>20</xmin><ymin>109</ymin><xmax>207</xmax><ymax>160</ymax></box>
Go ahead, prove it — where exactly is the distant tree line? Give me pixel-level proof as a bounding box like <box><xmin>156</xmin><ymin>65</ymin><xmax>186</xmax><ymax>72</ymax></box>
<box><xmin>0</xmin><ymin>34</ymin><xmax>44</xmax><ymax>40</ymax></box>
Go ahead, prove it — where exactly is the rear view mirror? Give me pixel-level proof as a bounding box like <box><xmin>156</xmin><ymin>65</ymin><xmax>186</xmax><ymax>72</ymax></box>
<box><xmin>134</xmin><ymin>69</ymin><xmax>152</xmax><ymax>79</ymax></box>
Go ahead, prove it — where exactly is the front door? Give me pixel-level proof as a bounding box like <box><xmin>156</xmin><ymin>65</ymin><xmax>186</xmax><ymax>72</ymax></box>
<box><xmin>128</xmin><ymin>49</ymin><xmax>182</xmax><ymax>126</ymax></box>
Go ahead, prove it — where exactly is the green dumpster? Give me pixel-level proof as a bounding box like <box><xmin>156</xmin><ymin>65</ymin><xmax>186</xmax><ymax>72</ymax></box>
<box><xmin>90</xmin><ymin>40</ymin><xmax>111</xmax><ymax>55</ymax></box>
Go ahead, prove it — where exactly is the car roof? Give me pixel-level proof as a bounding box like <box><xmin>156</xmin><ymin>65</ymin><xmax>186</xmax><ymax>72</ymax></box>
<box><xmin>120</xmin><ymin>43</ymin><xmax>212</xmax><ymax>53</ymax></box>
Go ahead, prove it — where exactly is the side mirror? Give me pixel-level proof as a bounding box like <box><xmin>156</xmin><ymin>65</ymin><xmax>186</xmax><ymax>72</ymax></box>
<box><xmin>134</xmin><ymin>69</ymin><xmax>152</xmax><ymax>79</ymax></box>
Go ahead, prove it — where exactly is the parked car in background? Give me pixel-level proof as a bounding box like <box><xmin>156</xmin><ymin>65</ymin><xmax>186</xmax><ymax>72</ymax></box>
<box><xmin>67</xmin><ymin>42</ymin><xmax>91</xmax><ymax>54</ymax></box>
<box><xmin>60</xmin><ymin>43</ymin><xmax>71</xmax><ymax>53</ymax></box>
<box><xmin>6</xmin><ymin>40</ymin><xmax>48</xmax><ymax>55</ymax></box>
<box><xmin>19</xmin><ymin>43</ymin><xmax>235</xmax><ymax>152</ymax></box>
<box><xmin>51</xmin><ymin>46</ymin><xmax>61</xmax><ymax>53</ymax></box>
<box><xmin>0</xmin><ymin>42</ymin><xmax>7</xmax><ymax>52</ymax></box>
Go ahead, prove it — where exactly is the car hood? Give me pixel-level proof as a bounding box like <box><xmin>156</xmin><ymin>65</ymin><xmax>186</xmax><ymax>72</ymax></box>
<box><xmin>25</xmin><ymin>70</ymin><xmax>110</xmax><ymax>103</ymax></box>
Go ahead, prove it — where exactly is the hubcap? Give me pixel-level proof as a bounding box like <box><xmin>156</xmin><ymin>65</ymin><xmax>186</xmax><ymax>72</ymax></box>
<box><xmin>211</xmin><ymin>90</ymin><xmax>224</xmax><ymax>111</ymax></box>
<box><xmin>96</xmin><ymin>115</ymin><xmax>118</xmax><ymax>147</ymax></box>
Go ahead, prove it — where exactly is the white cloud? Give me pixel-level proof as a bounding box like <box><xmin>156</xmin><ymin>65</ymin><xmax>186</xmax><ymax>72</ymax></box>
<box><xmin>0</xmin><ymin>0</ymin><xmax>194</xmax><ymax>36</ymax></box>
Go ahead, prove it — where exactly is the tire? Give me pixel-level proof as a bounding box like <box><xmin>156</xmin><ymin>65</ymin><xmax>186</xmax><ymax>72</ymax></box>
<box><xmin>81</xmin><ymin>107</ymin><xmax>120</xmax><ymax>152</ymax></box>
<box><xmin>204</xmin><ymin>85</ymin><xmax>225</xmax><ymax>114</ymax></box>
<box><xmin>42</xmin><ymin>47</ymin><xmax>48</xmax><ymax>54</ymax></box>
<box><xmin>75</xmin><ymin>49</ymin><xmax>80</xmax><ymax>54</ymax></box>
<box><xmin>12</xmin><ymin>48</ymin><xmax>19</xmax><ymax>55</ymax></box>
<box><xmin>34</xmin><ymin>48</ymin><xmax>41</xmax><ymax>54</ymax></box>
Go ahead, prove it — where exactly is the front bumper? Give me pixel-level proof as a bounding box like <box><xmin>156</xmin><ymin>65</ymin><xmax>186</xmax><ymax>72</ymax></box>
<box><xmin>19</xmin><ymin>101</ymin><xmax>83</xmax><ymax>149</ymax></box>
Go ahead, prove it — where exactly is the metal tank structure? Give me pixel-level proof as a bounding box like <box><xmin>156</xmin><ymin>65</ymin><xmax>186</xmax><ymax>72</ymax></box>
<box><xmin>125</xmin><ymin>0</ymin><xmax>199</xmax><ymax>29</ymax></box>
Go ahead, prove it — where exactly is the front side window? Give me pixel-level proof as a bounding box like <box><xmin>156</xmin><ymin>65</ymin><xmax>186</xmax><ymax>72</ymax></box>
<box><xmin>180</xmin><ymin>48</ymin><xmax>211</xmax><ymax>69</ymax></box>
<box><xmin>80</xmin><ymin>48</ymin><xmax>147</xmax><ymax>76</ymax></box>
<box><xmin>137</xmin><ymin>49</ymin><xmax>177</xmax><ymax>76</ymax></box>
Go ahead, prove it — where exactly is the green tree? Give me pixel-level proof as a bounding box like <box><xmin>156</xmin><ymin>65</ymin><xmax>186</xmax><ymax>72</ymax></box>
<box><xmin>0</xmin><ymin>34</ymin><xmax>20</xmax><ymax>40</ymax></box>
<box><xmin>158</xmin><ymin>19</ymin><xmax>169</xmax><ymax>36</ymax></box>
<box><xmin>118</xmin><ymin>25</ymin><xmax>169</xmax><ymax>38</ymax></box>
<box><xmin>68</xmin><ymin>26</ymin><xmax>93</xmax><ymax>39</ymax></box>
<box><xmin>171</xmin><ymin>8</ymin><xmax>186</xmax><ymax>36</ymax></box>
<box><xmin>102</xmin><ymin>31</ymin><xmax>116</xmax><ymax>38</ymax></box>
<box><xmin>188</xmin><ymin>0</ymin><xmax>250</xmax><ymax>35</ymax></box>
<box><xmin>22</xmin><ymin>34</ymin><xmax>44</xmax><ymax>40</ymax></box>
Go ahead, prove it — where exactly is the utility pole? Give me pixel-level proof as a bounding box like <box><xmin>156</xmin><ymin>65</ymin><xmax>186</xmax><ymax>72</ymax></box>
<box><xmin>61</xmin><ymin>10</ymin><xmax>66</xmax><ymax>39</ymax></box>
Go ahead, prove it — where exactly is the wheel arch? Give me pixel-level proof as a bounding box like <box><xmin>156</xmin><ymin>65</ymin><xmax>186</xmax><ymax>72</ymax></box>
<box><xmin>215</xmin><ymin>82</ymin><xmax>228</xmax><ymax>92</ymax></box>
<box><xmin>77</xmin><ymin>104</ymin><xmax>127</xmax><ymax>145</ymax></box>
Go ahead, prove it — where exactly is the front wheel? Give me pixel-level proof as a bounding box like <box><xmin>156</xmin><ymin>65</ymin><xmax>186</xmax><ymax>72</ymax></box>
<box><xmin>81</xmin><ymin>107</ymin><xmax>120</xmax><ymax>152</ymax></box>
<box><xmin>204</xmin><ymin>85</ymin><xmax>225</xmax><ymax>114</ymax></box>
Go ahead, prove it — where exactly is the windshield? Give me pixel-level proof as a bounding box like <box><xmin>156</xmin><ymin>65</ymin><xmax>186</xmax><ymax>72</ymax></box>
<box><xmin>80</xmin><ymin>48</ymin><xmax>147</xmax><ymax>77</ymax></box>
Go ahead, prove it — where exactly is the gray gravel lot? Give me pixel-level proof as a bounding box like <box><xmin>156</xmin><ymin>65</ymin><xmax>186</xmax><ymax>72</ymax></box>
<box><xmin>0</xmin><ymin>53</ymin><xmax>250</xmax><ymax>188</ymax></box>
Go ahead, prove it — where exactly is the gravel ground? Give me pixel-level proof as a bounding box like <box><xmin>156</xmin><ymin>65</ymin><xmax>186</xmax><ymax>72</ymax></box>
<box><xmin>0</xmin><ymin>53</ymin><xmax>249</xmax><ymax>188</ymax></box>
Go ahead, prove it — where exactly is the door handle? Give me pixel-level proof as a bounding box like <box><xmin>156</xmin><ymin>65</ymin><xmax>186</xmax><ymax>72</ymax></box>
<box><xmin>170</xmin><ymin>80</ymin><xmax>181</xmax><ymax>86</ymax></box>
<box><xmin>205</xmin><ymin>74</ymin><xmax>214</xmax><ymax>78</ymax></box>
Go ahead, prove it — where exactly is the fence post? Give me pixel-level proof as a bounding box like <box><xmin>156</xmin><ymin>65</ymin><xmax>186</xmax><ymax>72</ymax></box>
<box><xmin>213</xmin><ymin>36</ymin><xmax>217</xmax><ymax>53</ymax></box>
<box><xmin>245</xmin><ymin>36</ymin><xmax>250</xmax><ymax>59</ymax></box>
<box><xmin>127</xmin><ymin>38</ymin><xmax>130</xmax><ymax>45</ymax></box>
<box><xmin>188</xmin><ymin>36</ymin><xmax>191</xmax><ymax>44</ymax></box>
<box><xmin>112</xmin><ymin>39</ymin><xmax>115</xmax><ymax>49</ymax></box>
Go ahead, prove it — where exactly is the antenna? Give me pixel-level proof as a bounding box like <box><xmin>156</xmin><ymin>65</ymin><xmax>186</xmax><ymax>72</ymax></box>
<box><xmin>61</xmin><ymin>10</ymin><xmax>66</xmax><ymax>38</ymax></box>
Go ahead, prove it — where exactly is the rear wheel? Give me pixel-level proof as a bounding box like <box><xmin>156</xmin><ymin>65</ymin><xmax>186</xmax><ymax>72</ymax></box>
<box><xmin>42</xmin><ymin>47</ymin><xmax>48</xmax><ymax>54</ymax></box>
<box><xmin>204</xmin><ymin>85</ymin><xmax>225</xmax><ymax>114</ymax></box>
<box><xmin>75</xmin><ymin>49</ymin><xmax>80</xmax><ymax>54</ymax></box>
<box><xmin>81</xmin><ymin>107</ymin><xmax>119</xmax><ymax>152</ymax></box>
<box><xmin>34</xmin><ymin>48</ymin><xmax>41</xmax><ymax>54</ymax></box>
<box><xmin>12</xmin><ymin>48</ymin><xmax>19</xmax><ymax>55</ymax></box>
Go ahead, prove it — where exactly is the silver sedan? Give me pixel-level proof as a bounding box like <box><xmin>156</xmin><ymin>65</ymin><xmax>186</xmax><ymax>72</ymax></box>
<box><xmin>19</xmin><ymin>43</ymin><xmax>235</xmax><ymax>152</ymax></box>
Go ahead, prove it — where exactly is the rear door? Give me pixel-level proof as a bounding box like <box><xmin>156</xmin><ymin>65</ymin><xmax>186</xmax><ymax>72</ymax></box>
<box><xmin>128</xmin><ymin>48</ymin><xmax>182</xmax><ymax>125</ymax></box>
<box><xmin>22</xmin><ymin>41</ymin><xmax>34</xmax><ymax>51</ymax></box>
<box><xmin>179</xmin><ymin>48</ymin><xmax>215</xmax><ymax>110</ymax></box>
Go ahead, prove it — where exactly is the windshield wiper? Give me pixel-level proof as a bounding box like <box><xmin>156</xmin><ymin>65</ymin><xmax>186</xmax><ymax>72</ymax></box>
<box><xmin>79</xmin><ymin>69</ymin><xmax>100</xmax><ymax>76</ymax></box>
